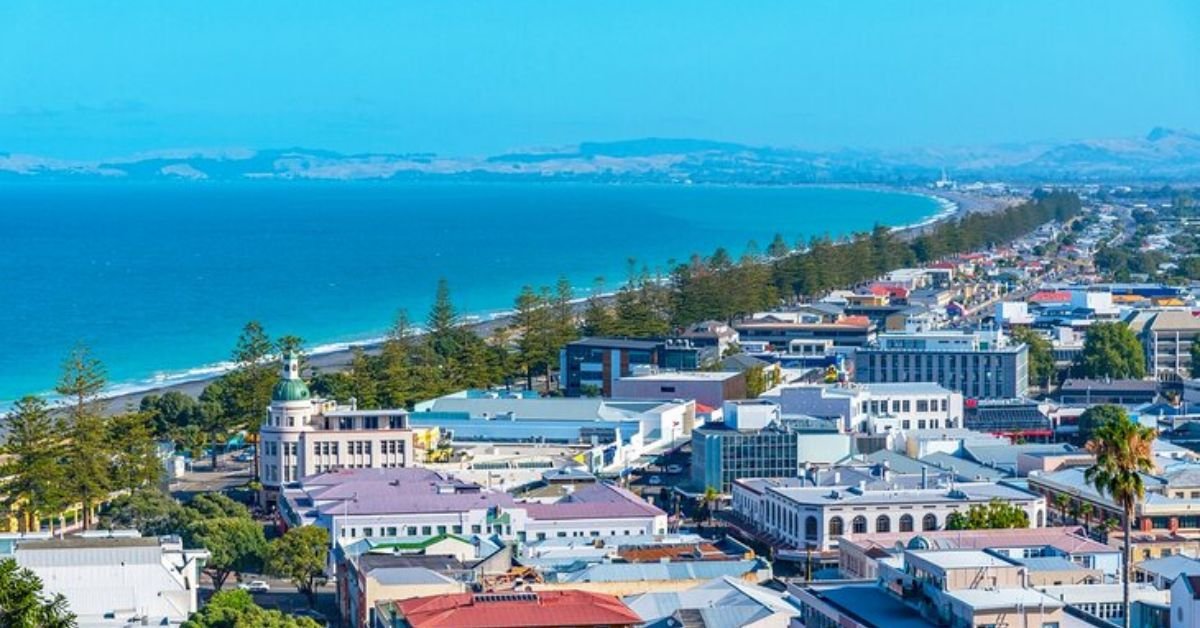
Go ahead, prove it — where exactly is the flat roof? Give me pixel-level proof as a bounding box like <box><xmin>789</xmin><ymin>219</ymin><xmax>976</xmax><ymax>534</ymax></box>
<box><xmin>617</xmin><ymin>371</ymin><xmax>740</xmax><ymax>382</ymax></box>
<box><xmin>947</xmin><ymin>588</ymin><xmax>1063</xmax><ymax>611</ymax></box>
<box><xmin>909</xmin><ymin>549</ymin><xmax>1017</xmax><ymax>570</ymax></box>
<box><xmin>807</xmin><ymin>583</ymin><xmax>929</xmax><ymax>628</ymax></box>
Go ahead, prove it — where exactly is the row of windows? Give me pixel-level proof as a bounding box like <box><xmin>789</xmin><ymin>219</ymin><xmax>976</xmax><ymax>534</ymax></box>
<box><xmin>828</xmin><ymin>513</ymin><xmax>936</xmax><ymax>536</ymax></box>
<box><xmin>861</xmin><ymin>398</ymin><xmax>950</xmax><ymax>415</ymax></box>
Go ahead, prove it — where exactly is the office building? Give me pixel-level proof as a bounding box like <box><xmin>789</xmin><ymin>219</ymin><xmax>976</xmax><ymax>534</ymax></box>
<box><xmin>774</xmin><ymin>382</ymin><xmax>963</xmax><ymax>434</ymax></box>
<box><xmin>691</xmin><ymin>401</ymin><xmax>852</xmax><ymax>493</ymax></box>
<box><xmin>853</xmin><ymin>329</ymin><xmax>1029</xmax><ymax>399</ymax></box>
<box><xmin>559</xmin><ymin>337</ymin><xmax>711</xmax><ymax>397</ymax></box>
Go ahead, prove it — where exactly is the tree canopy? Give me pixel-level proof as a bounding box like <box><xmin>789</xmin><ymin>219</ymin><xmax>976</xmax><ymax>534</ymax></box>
<box><xmin>266</xmin><ymin>526</ymin><xmax>329</xmax><ymax>607</ymax></box>
<box><xmin>1077</xmin><ymin>322</ymin><xmax>1146</xmax><ymax>380</ymax></box>
<box><xmin>181</xmin><ymin>590</ymin><xmax>319</xmax><ymax>628</ymax></box>
<box><xmin>0</xmin><ymin>558</ymin><xmax>76</xmax><ymax>628</ymax></box>
<box><xmin>945</xmin><ymin>499</ymin><xmax>1031</xmax><ymax>530</ymax></box>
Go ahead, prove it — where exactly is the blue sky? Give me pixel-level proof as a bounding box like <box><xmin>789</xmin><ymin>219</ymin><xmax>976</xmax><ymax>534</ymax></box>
<box><xmin>1</xmin><ymin>1</ymin><xmax>1197</xmax><ymax>158</ymax></box>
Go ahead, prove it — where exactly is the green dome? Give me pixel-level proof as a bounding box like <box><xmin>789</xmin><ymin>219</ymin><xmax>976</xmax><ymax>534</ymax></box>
<box><xmin>272</xmin><ymin>378</ymin><xmax>311</xmax><ymax>402</ymax></box>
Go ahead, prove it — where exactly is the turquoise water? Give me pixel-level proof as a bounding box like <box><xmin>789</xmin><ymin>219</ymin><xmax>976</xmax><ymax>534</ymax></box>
<box><xmin>0</xmin><ymin>182</ymin><xmax>942</xmax><ymax>405</ymax></box>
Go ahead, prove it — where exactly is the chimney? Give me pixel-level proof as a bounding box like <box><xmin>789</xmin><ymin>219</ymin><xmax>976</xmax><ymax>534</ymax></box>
<box><xmin>921</xmin><ymin>466</ymin><xmax>928</xmax><ymax>489</ymax></box>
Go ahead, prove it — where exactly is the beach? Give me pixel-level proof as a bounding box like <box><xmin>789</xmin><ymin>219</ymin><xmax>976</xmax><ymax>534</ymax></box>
<box><xmin>89</xmin><ymin>186</ymin><xmax>1010</xmax><ymax>415</ymax></box>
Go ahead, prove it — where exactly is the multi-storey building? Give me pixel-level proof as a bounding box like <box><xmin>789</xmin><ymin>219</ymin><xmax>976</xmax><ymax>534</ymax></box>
<box><xmin>691</xmin><ymin>400</ymin><xmax>852</xmax><ymax>493</ymax></box>
<box><xmin>732</xmin><ymin>316</ymin><xmax>874</xmax><ymax>348</ymax></box>
<box><xmin>731</xmin><ymin>477</ymin><xmax>1045</xmax><ymax>551</ymax></box>
<box><xmin>259</xmin><ymin>352</ymin><xmax>415</xmax><ymax>507</ymax></box>
<box><xmin>773</xmin><ymin>382</ymin><xmax>963</xmax><ymax>434</ymax></box>
<box><xmin>559</xmin><ymin>337</ymin><xmax>710</xmax><ymax>397</ymax></box>
<box><xmin>1138</xmin><ymin>310</ymin><xmax>1200</xmax><ymax>382</ymax></box>
<box><xmin>853</xmin><ymin>329</ymin><xmax>1029</xmax><ymax>399</ymax></box>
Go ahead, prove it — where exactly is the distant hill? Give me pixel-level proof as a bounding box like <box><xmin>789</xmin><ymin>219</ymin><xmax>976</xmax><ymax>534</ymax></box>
<box><xmin>3</xmin><ymin>128</ymin><xmax>1199</xmax><ymax>183</ymax></box>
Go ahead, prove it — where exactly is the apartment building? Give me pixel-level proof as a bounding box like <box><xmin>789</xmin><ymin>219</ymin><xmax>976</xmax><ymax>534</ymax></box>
<box><xmin>853</xmin><ymin>329</ymin><xmax>1030</xmax><ymax>399</ymax></box>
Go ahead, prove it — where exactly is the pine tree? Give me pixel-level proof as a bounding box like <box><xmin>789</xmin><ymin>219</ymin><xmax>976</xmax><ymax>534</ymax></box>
<box><xmin>56</xmin><ymin>344</ymin><xmax>111</xmax><ymax>531</ymax></box>
<box><xmin>427</xmin><ymin>278</ymin><xmax>459</xmax><ymax>359</ymax></box>
<box><xmin>0</xmin><ymin>397</ymin><xmax>67</xmax><ymax>533</ymax></box>
<box><xmin>107</xmin><ymin>411</ymin><xmax>163</xmax><ymax>493</ymax></box>
<box><xmin>514</xmin><ymin>285</ymin><xmax>553</xmax><ymax>390</ymax></box>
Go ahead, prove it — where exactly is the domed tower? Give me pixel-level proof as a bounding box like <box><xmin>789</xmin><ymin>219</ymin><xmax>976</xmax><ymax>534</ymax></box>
<box><xmin>259</xmin><ymin>351</ymin><xmax>313</xmax><ymax>505</ymax></box>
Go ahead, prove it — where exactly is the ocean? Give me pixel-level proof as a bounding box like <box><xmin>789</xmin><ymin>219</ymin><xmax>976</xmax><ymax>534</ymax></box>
<box><xmin>0</xmin><ymin>182</ymin><xmax>945</xmax><ymax>406</ymax></box>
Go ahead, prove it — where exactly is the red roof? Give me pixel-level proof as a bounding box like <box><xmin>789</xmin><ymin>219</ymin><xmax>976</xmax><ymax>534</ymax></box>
<box><xmin>838</xmin><ymin>315</ymin><xmax>871</xmax><ymax>327</ymax></box>
<box><xmin>868</xmin><ymin>284</ymin><xmax>909</xmax><ymax>298</ymax></box>
<box><xmin>390</xmin><ymin>590</ymin><xmax>642</xmax><ymax>628</ymax></box>
<box><xmin>1030</xmin><ymin>290</ymin><xmax>1071</xmax><ymax>303</ymax></box>
<box><xmin>695</xmin><ymin>402</ymin><xmax>716</xmax><ymax>414</ymax></box>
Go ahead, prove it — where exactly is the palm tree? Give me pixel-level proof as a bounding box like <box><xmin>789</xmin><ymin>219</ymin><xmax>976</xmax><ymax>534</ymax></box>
<box><xmin>698</xmin><ymin>486</ymin><xmax>720</xmax><ymax>525</ymax></box>
<box><xmin>0</xmin><ymin>558</ymin><xmax>76</xmax><ymax>628</ymax></box>
<box><xmin>1079</xmin><ymin>503</ymin><xmax>1094</xmax><ymax>534</ymax></box>
<box><xmin>1068</xmin><ymin>501</ymin><xmax>1082</xmax><ymax>525</ymax></box>
<box><xmin>1085</xmin><ymin>410</ymin><xmax>1156</xmax><ymax>628</ymax></box>
<box><xmin>1101</xmin><ymin>517</ymin><xmax>1119</xmax><ymax>542</ymax></box>
<box><xmin>1053</xmin><ymin>493</ymin><xmax>1071</xmax><ymax>524</ymax></box>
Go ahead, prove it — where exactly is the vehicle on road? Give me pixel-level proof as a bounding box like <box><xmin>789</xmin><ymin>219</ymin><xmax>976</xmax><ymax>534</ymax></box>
<box><xmin>238</xmin><ymin>580</ymin><xmax>270</xmax><ymax>593</ymax></box>
<box><xmin>234</xmin><ymin>450</ymin><xmax>255</xmax><ymax>463</ymax></box>
<box><xmin>648</xmin><ymin>475</ymin><xmax>663</xmax><ymax>485</ymax></box>
<box><xmin>666</xmin><ymin>464</ymin><xmax>683</xmax><ymax>474</ymax></box>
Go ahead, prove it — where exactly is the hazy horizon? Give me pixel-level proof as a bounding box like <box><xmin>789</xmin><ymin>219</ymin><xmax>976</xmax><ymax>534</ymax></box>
<box><xmin>2</xmin><ymin>1</ymin><xmax>1198</xmax><ymax>159</ymax></box>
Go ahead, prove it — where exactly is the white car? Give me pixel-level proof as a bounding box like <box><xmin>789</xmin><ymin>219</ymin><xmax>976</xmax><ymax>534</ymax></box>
<box><xmin>238</xmin><ymin>580</ymin><xmax>270</xmax><ymax>593</ymax></box>
<box><xmin>665</xmin><ymin>464</ymin><xmax>683</xmax><ymax>474</ymax></box>
<box><xmin>648</xmin><ymin>475</ymin><xmax>663</xmax><ymax>485</ymax></box>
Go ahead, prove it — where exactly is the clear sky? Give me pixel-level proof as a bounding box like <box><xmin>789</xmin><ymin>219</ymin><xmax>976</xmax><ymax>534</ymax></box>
<box><xmin>2</xmin><ymin>1</ymin><xmax>1198</xmax><ymax>158</ymax></box>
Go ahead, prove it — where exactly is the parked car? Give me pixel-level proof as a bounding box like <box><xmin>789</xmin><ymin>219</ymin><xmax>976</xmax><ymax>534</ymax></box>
<box><xmin>238</xmin><ymin>580</ymin><xmax>270</xmax><ymax>593</ymax></box>
<box><xmin>665</xmin><ymin>464</ymin><xmax>683</xmax><ymax>474</ymax></box>
<box><xmin>648</xmin><ymin>475</ymin><xmax>663</xmax><ymax>486</ymax></box>
<box><xmin>234</xmin><ymin>449</ymin><xmax>255</xmax><ymax>463</ymax></box>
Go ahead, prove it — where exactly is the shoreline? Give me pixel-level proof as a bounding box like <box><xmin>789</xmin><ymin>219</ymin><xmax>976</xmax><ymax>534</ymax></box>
<box><xmin>22</xmin><ymin>185</ymin><xmax>997</xmax><ymax>416</ymax></box>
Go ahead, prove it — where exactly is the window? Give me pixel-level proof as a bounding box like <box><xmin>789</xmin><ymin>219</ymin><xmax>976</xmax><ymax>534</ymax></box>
<box><xmin>917</xmin><ymin>400</ymin><xmax>929</xmax><ymax>412</ymax></box>
<box><xmin>828</xmin><ymin>517</ymin><xmax>844</xmax><ymax>537</ymax></box>
<box><xmin>471</xmin><ymin>525</ymin><xmax>482</xmax><ymax>534</ymax></box>
<box><xmin>876</xmin><ymin>515</ymin><xmax>891</xmax><ymax>533</ymax></box>
<box><xmin>386</xmin><ymin>527</ymin><xmax>397</xmax><ymax>536</ymax></box>
<box><xmin>805</xmin><ymin>516</ymin><xmax>818</xmax><ymax>539</ymax></box>
<box><xmin>852</xmin><ymin>516</ymin><xmax>867</xmax><ymax>534</ymax></box>
<box><xmin>363</xmin><ymin>528</ymin><xmax>373</xmax><ymax>537</ymax></box>
<box><xmin>923</xmin><ymin>513</ymin><xmax>938</xmax><ymax>531</ymax></box>
<box><xmin>899</xmin><ymin>514</ymin><xmax>914</xmax><ymax>532</ymax></box>
<box><xmin>421</xmin><ymin>526</ymin><xmax>432</xmax><ymax>535</ymax></box>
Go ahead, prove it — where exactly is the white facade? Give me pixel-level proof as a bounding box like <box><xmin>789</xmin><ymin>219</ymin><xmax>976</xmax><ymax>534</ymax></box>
<box><xmin>775</xmin><ymin>383</ymin><xmax>963</xmax><ymax>434</ymax></box>
<box><xmin>282</xmin><ymin>469</ymin><xmax>667</xmax><ymax>546</ymax></box>
<box><xmin>994</xmin><ymin>301</ymin><xmax>1033</xmax><ymax>325</ymax></box>
<box><xmin>259</xmin><ymin>354</ymin><xmax>414</xmax><ymax>504</ymax></box>
<box><xmin>732</xmin><ymin>479</ymin><xmax>1045</xmax><ymax>551</ymax></box>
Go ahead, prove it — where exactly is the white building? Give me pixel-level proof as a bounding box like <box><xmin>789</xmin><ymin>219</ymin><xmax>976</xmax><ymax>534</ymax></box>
<box><xmin>994</xmin><ymin>301</ymin><xmax>1034</xmax><ymax>326</ymax></box>
<box><xmin>0</xmin><ymin>531</ymin><xmax>208</xmax><ymax>628</ymax></box>
<box><xmin>774</xmin><ymin>382</ymin><xmax>963</xmax><ymax>434</ymax></box>
<box><xmin>281</xmin><ymin>467</ymin><xmax>667</xmax><ymax>546</ymax></box>
<box><xmin>259</xmin><ymin>352</ymin><xmax>415</xmax><ymax>506</ymax></box>
<box><xmin>732</xmin><ymin>478</ymin><xmax>1045</xmax><ymax>551</ymax></box>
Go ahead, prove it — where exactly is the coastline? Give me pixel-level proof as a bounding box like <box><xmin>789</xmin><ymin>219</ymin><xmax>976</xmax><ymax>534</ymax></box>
<box><xmin>33</xmin><ymin>185</ymin><xmax>999</xmax><ymax>416</ymax></box>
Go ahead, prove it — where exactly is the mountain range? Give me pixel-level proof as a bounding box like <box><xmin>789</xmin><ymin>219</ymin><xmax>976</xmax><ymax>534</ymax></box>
<box><xmin>2</xmin><ymin>128</ymin><xmax>1198</xmax><ymax>184</ymax></box>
